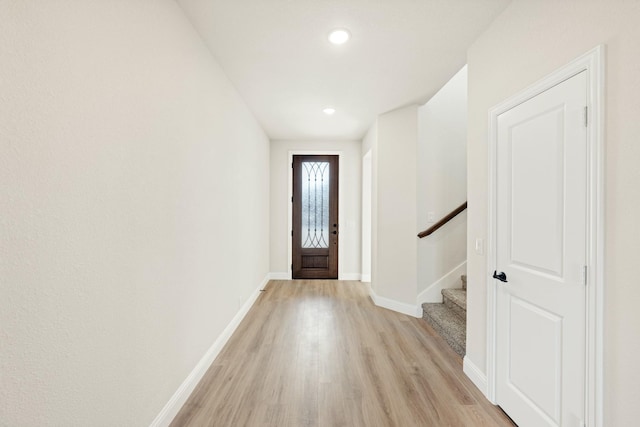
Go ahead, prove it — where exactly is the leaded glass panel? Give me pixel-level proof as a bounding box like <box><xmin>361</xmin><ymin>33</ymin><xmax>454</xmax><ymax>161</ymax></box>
<box><xmin>301</xmin><ymin>162</ymin><xmax>330</xmax><ymax>248</ymax></box>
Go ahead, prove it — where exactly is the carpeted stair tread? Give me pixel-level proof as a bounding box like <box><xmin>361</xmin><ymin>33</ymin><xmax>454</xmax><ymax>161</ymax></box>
<box><xmin>442</xmin><ymin>288</ymin><xmax>466</xmax><ymax>321</ymax></box>
<box><xmin>421</xmin><ymin>303</ymin><xmax>466</xmax><ymax>357</ymax></box>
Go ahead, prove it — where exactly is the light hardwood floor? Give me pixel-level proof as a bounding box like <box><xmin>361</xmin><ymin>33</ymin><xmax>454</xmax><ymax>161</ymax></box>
<box><xmin>171</xmin><ymin>280</ymin><xmax>516</xmax><ymax>427</ymax></box>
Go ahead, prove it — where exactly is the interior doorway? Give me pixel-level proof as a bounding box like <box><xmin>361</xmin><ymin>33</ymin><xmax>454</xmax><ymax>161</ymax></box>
<box><xmin>486</xmin><ymin>46</ymin><xmax>604</xmax><ymax>427</ymax></box>
<box><xmin>494</xmin><ymin>70</ymin><xmax>587</xmax><ymax>426</ymax></box>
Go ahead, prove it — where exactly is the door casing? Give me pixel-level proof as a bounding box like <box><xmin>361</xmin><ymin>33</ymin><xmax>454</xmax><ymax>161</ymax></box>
<box><xmin>486</xmin><ymin>45</ymin><xmax>605</xmax><ymax>427</ymax></box>
<box><xmin>288</xmin><ymin>150</ymin><xmax>344</xmax><ymax>280</ymax></box>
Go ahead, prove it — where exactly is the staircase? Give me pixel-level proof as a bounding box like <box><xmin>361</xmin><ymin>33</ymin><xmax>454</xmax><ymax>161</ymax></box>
<box><xmin>421</xmin><ymin>275</ymin><xmax>466</xmax><ymax>357</ymax></box>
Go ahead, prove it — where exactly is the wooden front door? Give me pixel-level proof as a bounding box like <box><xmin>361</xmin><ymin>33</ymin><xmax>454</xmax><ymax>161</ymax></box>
<box><xmin>292</xmin><ymin>155</ymin><xmax>338</xmax><ymax>279</ymax></box>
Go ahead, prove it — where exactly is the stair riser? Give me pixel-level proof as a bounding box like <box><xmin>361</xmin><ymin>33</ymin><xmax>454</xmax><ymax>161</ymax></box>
<box><xmin>422</xmin><ymin>312</ymin><xmax>465</xmax><ymax>357</ymax></box>
<box><xmin>421</xmin><ymin>303</ymin><xmax>466</xmax><ymax>357</ymax></box>
<box><xmin>443</xmin><ymin>297</ymin><xmax>466</xmax><ymax>321</ymax></box>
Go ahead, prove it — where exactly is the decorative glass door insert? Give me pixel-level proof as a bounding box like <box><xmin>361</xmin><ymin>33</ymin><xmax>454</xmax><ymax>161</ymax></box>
<box><xmin>301</xmin><ymin>161</ymin><xmax>330</xmax><ymax>249</ymax></box>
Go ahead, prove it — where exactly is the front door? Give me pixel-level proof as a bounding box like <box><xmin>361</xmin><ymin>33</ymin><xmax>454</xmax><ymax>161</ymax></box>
<box><xmin>292</xmin><ymin>155</ymin><xmax>338</xmax><ymax>279</ymax></box>
<box><xmin>494</xmin><ymin>71</ymin><xmax>587</xmax><ymax>426</ymax></box>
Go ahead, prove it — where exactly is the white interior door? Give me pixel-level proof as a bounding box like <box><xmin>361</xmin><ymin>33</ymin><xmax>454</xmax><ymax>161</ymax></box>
<box><xmin>495</xmin><ymin>71</ymin><xmax>588</xmax><ymax>427</ymax></box>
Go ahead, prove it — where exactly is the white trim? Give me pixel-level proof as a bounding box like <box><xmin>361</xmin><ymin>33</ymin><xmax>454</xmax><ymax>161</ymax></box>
<box><xmin>417</xmin><ymin>261</ymin><xmax>467</xmax><ymax>303</ymax></box>
<box><xmin>369</xmin><ymin>287</ymin><xmax>422</xmax><ymax>318</ymax></box>
<box><xmin>360</xmin><ymin>274</ymin><xmax>371</xmax><ymax>283</ymax></box>
<box><xmin>268</xmin><ymin>272</ymin><xmax>290</xmax><ymax>280</ymax></box>
<box><xmin>486</xmin><ymin>45</ymin><xmax>605</xmax><ymax>426</ymax></box>
<box><xmin>586</xmin><ymin>45</ymin><xmax>606</xmax><ymax>427</ymax></box>
<box><xmin>341</xmin><ymin>273</ymin><xmax>362</xmax><ymax>281</ymax></box>
<box><xmin>150</xmin><ymin>274</ymin><xmax>269</xmax><ymax>427</ymax></box>
<box><xmin>463</xmin><ymin>356</ymin><xmax>488</xmax><ymax>397</ymax></box>
<box><xmin>287</xmin><ymin>150</ymin><xmax>345</xmax><ymax>280</ymax></box>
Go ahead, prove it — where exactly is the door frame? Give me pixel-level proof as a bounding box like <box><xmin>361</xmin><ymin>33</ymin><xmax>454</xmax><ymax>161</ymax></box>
<box><xmin>288</xmin><ymin>150</ymin><xmax>344</xmax><ymax>280</ymax></box>
<box><xmin>486</xmin><ymin>46</ymin><xmax>605</xmax><ymax>426</ymax></box>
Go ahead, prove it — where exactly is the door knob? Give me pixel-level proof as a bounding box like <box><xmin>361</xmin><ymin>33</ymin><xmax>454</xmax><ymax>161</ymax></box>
<box><xmin>493</xmin><ymin>270</ymin><xmax>508</xmax><ymax>283</ymax></box>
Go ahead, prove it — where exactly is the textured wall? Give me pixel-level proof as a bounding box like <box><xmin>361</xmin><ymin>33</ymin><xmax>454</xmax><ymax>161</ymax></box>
<box><xmin>0</xmin><ymin>2</ymin><xmax>269</xmax><ymax>425</ymax></box>
<box><xmin>466</xmin><ymin>0</ymin><xmax>640</xmax><ymax>424</ymax></box>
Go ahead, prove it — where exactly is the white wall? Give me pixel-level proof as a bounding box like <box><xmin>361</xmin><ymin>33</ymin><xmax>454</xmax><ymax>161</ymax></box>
<box><xmin>361</xmin><ymin>151</ymin><xmax>372</xmax><ymax>282</ymax></box>
<box><xmin>0</xmin><ymin>2</ymin><xmax>269</xmax><ymax>426</ymax></box>
<box><xmin>269</xmin><ymin>140</ymin><xmax>362</xmax><ymax>280</ymax></box>
<box><xmin>361</xmin><ymin>120</ymin><xmax>378</xmax><ymax>155</ymax></box>
<box><xmin>417</xmin><ymin>66</ymin><xmax>468</xmax><ymax>301</ymax></box>
<box><xmin>362</xmin><ymin>124</ymin><xmax>379</xmax><ymax>289</ymax></box>
<box><xmin>466</xmin><ymin>0</ymin><xmax>640</xmax><ymax>424</ymax></box>
<box><xmin>374</xmin><ymin>106</ymin><xmax>419</xmax><ymax>305</ymax></box>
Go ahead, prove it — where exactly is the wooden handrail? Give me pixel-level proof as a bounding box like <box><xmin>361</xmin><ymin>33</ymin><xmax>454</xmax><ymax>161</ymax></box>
<box><xmin>417</xmin><ymin>202</ymin><xmax>467</xmax><ymax>238</ymax></box>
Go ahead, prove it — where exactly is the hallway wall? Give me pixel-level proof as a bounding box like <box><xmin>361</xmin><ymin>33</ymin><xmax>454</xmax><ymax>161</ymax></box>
<box><xmin>466</xmin><ymin>0</ymin><xmax>640</xmax><ymax>424</ymax></box>
<box><xmin>362</xmin><ymin>124</ymin><xmax>379</xmax><ymax>289</ymax></box>
<box><xmin>0</xmin><ymin>2</ymin><xmax>270</xmax><ymax>426</ymax></box>
<box><xmin>374</xmin><ymin>106</ymin><xmax>419</xmax><ymax>307</ymax></box>
<box><xmin>417</xmin><ymin>66</ymin><xmax>468</xmax><ymax>301</ymax></box>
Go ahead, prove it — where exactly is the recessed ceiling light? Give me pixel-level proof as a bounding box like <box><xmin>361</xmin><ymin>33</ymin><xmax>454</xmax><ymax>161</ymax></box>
<box><xmin>323</xmin><ymin>107</ymin><xmax>336</xmax><ymax>115</ymax></box>
<box><xmin>328</xmin><ymin>29</ymin><xmax>351</xmax><ymax>45</ymax></box>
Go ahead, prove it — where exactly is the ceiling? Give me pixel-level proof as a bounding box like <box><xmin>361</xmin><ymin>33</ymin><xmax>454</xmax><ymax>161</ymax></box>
<box><xmin>178</xmin><ymin>0</ymin><xmax>511</xmax><ymax>141</ymax></box>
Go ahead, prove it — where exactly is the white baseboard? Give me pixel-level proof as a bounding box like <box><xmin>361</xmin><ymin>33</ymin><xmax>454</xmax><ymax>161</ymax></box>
<box><xmin>463</xmin><ymin>356</ymin><xmax>489</xmax><ymax>399</ymax></box>
<box><xmin>417</xmin><ymin>261</ymin><xmax>467</xmax><ymax>303</ymax></box>
<box><xmin>150</xmin><ymin>274</ymin><xmax>269</xmax><ymax>427</ymax></box>
<box><xmin>267</xmin><ymin>272</ymin><xmax>364</xmax><ymax>281</ymax></box>
<box><xmin>369</xmin><ymin>287</ymin><xmax>422</xmax><ymax>318</ymax></box>
<box><xmin>268</xmin><ymin>272</ymin><xmax>290</xmax><ymax>280</ymax></box>
<box><xmin>360</xmin><ymin>274</ymin><xmax>371</xmax><ymax>283</ymax></box>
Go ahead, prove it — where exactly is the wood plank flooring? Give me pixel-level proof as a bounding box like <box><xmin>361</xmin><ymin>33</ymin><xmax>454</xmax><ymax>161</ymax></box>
<box><xmin>171</xmin><ymin>280</ymin><xmax>515</xmax><ymax>427</ymax></box>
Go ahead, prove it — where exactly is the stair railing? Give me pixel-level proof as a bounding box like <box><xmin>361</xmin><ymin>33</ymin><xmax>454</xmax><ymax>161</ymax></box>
<box><xmin>417</xmin><ymin>201</ymin><xmax>467</xmax><ymax>238</ymax></box>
